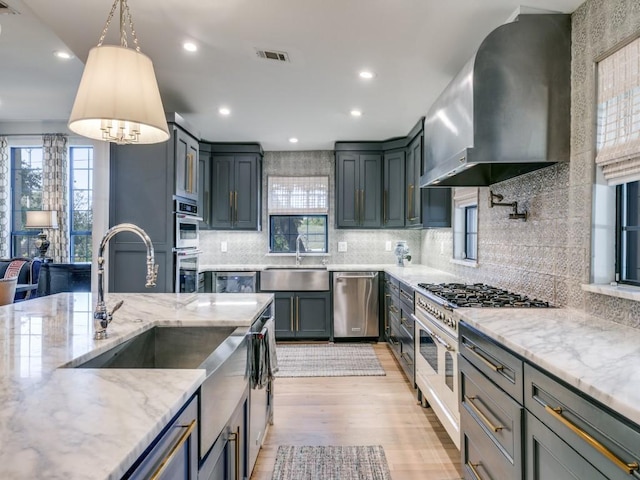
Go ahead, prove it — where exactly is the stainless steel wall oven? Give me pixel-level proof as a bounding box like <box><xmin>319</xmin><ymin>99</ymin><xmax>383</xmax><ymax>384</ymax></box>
<box><xmin>174</xmin><ymin>197</ymin><xmax>202</xmax><ymax>293</ymax></box>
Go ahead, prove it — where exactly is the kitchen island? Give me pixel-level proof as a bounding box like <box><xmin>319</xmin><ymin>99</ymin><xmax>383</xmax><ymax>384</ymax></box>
<box><xmin>0</xmin><ymin>292</ymin><xmax>273</xmax><ymax>480</ymax></box>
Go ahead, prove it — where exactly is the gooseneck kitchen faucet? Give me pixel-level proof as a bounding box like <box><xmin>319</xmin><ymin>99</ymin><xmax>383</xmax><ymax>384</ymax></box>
<box><xmin>94</xmin><ymin>223</ymin><xmax>158</xmax><ymax>339</ymax></box>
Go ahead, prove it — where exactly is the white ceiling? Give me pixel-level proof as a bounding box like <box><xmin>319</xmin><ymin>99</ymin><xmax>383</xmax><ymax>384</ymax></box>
<box><xmin>1</xmin><ymin>0</ymin><xmax>584</xmax><ymax>150</ymax></box>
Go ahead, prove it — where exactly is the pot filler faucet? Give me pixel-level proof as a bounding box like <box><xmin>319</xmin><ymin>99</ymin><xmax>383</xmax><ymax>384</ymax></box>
<box><xmin>94</xmin><ymin>223</ymin><xmax>158</xmax><ymax>340</ymax></box>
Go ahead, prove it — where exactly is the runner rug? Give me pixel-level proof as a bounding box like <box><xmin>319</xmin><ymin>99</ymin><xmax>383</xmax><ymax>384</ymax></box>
<box><xmin>274</xmin><ymin>343</ymin><xmax>385</xmax><ymax>377</ymax></box>
<box><xmin>271</xmin><ymin>445</ymin><xmax>392</xmax><ymax>480</ymax></box>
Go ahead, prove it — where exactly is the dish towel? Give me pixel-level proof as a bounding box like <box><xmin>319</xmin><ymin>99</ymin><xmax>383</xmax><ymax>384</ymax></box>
<box><xmin>251</xmin><ymin>317</ymin><xmax>278</xmax><ymax>389</ymax></box>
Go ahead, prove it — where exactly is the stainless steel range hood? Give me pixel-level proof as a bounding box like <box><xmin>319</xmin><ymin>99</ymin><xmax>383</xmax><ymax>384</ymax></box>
<box><xmin>421</xmin><ymin>14</ymin><xmax>571</xmax><ymax>187</ymax></box>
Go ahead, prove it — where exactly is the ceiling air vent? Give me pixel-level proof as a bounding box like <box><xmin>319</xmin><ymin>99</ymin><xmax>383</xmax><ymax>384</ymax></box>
<box><xmin>255</xmin><ymin>49</ymin><xmax>290</xmax><ymax>63</ymax></box>
<box><xmin>0</xmin><ymin>1</ymin><xmax>18</xmax><ymax>14</ymax></box>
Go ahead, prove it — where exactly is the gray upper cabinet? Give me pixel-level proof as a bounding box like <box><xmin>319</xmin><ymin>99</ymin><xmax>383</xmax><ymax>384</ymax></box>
<box><xmin>336</xmin><ymin>151</ymin><xmax>382</xmax><ymax>228</ymax></box>
<box><xmin>383</xmin><ymin>150</ymin><xmax>405</xmax><ymax>228</ymax></box>
<box><xmin>200</xmin><ymin>143</ymin><xmax>263</xmax><ymax>231</ymax></box>
<box><xmin>405</xmin><ymin>133</ymin><xmax>422</xmax><ymax>227</ymax></box>
<box><xmin>198</xmin><ymin>149</ymin><xmax>211</xmax><ymax>230</ymax></box>
<box><xmin>175</xmin><ymin>129</ymin><xmax>199</xmax><ymax>202</ymax></box>
<box><xmin>109</xmin><ymin>115</ymin><xmax>199</xmax><ymax>293</ymax></box>
<box><xmin>422</xmin><ymin>188</ymin><xmax>452</xmax><ymax>228</ymax></box>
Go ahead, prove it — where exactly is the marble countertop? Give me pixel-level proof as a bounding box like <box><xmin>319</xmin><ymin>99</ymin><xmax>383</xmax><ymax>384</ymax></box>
<box><xmin>0</xmin><ymin>292</ymin><xmax>273</xmax><ymax>480</ymax></box>
<box><xmin>457</xmin><ymin>307</ymin><xmax>640</xmax><ymax>427</ymax></box>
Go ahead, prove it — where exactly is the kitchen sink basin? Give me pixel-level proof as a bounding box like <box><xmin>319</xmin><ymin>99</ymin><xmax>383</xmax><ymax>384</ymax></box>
<box><xmin>74</xmin><ymin>326</ymin><xmax>237</xmax><ymax>369</ymax></box>
<box><xmin>260</xmin><ymin>268</ymin><xmax>330</xmax><ymax>291</ymax></box>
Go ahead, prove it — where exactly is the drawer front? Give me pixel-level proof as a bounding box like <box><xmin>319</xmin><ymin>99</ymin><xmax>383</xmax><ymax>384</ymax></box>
<box><xmin>525</xmin><ymin>363</ymin><xmax>640</xmax><ymax>480</ymax></box>
<box><xmin>526</xmin><ymin>410</ymin><xmax>609</xmax><ymax>480</ymax></box>
<box><xmin>462</xmin><ymin>401</ymin><xmax>520</xmax><ymax>480</ymax></box>
<box><xmin>388</xmin><ymin>315</ymin><xmax>402</xmax><ymax>357</ymax></box>
<box><xmin>387</xmin><ymin>294</ymin><xmax>401</xmax><ymax>318</ymax></box>
<box><xmin>385</xmin><ymin>273</ymin><xmax>399</xmax><ymax>289</ymax></box>
<box><xmin>399</xmin><ymin>282</ymin><xmax>414</xmax><ymax>311</ymax></box>
<box><xmin>460</xmin><ymin>356</ymin><xmax>523</xmax><ymax>471</ymax></box>
<box><xmin>399</xmin><ymin>309</ymin><xmax>414</xmax><ymax>341</ymax></box>
<box><xmin>460</xmin><ymin>323</ymin><xmax>523</xmax><ymax>403</ymax></box>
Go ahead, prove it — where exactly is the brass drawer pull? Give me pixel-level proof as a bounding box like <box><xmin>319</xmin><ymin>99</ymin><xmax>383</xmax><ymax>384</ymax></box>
<box><xmin>468</xmin><ymin>462</ymin><xmax>486</xmax><ymax>480</ymax></box>
<box><xmin>149</xmin><ymin>419</ymin><xmax>196</xmax><ymax>480</ymax></box>
<box><xmin>465</xmin><ymin>395</ymin><xmax>503</xmax><ymax>432</ymax></box>
<box><xmin>544</xmin><ymin>405</ymin><xmax>639</xmax><ymax>474</ymax></box>
<box><xmin>290</xmin><ymin>297</ymin><xmax>294</xmax><ymax>331</ymax></box>
<box><xmin>228</xmin><ymin>425</ymin><xmax>241</xmax><ymax>480</ymax></box>
<box><xmin>466</xmin><ymin>344</ymin><xmax>504</xmax><ymax>372</ymax></box>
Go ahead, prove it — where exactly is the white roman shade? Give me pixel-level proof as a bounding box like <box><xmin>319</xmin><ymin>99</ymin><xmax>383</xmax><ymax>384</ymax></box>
<box><xmin>596</xmin><ymin>37</ymin><xmax>640</xmax><ymax>185</ymax></box>
<box><xmin>268</xmin><ymin>176</ymin><xmax>329</xmax><ymax>214</ymax></box>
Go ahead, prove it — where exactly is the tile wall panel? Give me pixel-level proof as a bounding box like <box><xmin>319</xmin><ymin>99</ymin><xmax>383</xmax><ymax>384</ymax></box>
<box><xmin>200</xmin><ymin>150</ymin><xmax>421</xmax><ymax>267</ymax></box>
<box><xmin>420</xmin><ymin>0</ymin><xmax>640</xmax><ymax>326</ymax></box>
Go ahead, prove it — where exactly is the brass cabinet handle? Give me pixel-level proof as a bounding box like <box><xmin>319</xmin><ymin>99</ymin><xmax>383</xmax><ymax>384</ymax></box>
<box><xmin>186</xmin><ymin>152</ymin><xmax>195</xmax><ymax>193</ymax></box>
<box><xmin>228</xmin><ymin>425</ymin><xmax>241</xmax><ymax>480</ymax></box>
<box><xmin>234</xmin><ymin>191</ymin><xmax>238</xmax><ymax>223</ymax></box>
<box><xmin>408</xmin><ymin>184</ymin><xmax>418</xmax><ymax>221</ymax></box>
<box><xmin>229</xmin><ymin>191</ymin><xmax>234</xmax><ymax>224</ymax></box>
<box><xmin>354</xmin><ymin>189</ymin><xmax>359</xmax><ymax>225</ymax></box>
<box><xmin>544</xmin><ymin>405</ymin><xmax>639</xmax><ymax>474</ymax></box>
<box><xmin>464</xmin><ymin>395</ymin><xmax>503</xmax><ymax>432</ymax></box>
<box><xmin>360</xmin><ymin>189</ymin><xmax>365</xmax><ymax>224</ymax></box>
<box><xmin>468</xmin><ymin>462</ymin><xmax>486</xmax><ymax>480</ymax></box>
<box><xmin>290</xmin><ymin>297</ymin><xmax>294</xmax><ymax>331</ymax></box>
<box><xmin>466</xmin><ymin>344</ymin><xmax>504</xmax><ymax>372</ymax></box>
<box><xmin>383</xmin><ymin>190</ymin><xmax>388</xmax><ymax>224</ymax></box>
<box><xmin>296</xmin><ymin>296</ymin><xmax>300</xmax><ymax>331</ymax></box>
<box><xmin>149</xmin><ymin>420</ymin><xmax>196</xmax><ymax>480</ymax></box>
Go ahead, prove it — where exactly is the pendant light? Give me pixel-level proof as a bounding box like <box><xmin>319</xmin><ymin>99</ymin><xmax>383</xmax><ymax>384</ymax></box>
<box><xmin>68</xmin><ymin>0</ymin><xmax>169</xmax><ymax>145</ymax></box>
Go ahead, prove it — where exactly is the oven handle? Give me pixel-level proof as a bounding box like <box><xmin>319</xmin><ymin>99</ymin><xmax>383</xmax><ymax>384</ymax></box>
<box><xmin>411</xmin><ymin>314</ymin><xmax>454</xmax><ymax>351</ymax></box>
<box><xmin>174</xmin><ymin>249</ymin><xmax>203</xmax><ymax>256</ymax></box>
<box><xmin>176</xmin><ymin>213</ymin><xmax>204</xmax><ymax>222</ymax></box>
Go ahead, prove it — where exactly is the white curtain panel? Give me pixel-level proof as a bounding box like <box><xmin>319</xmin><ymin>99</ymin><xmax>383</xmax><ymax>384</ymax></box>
<box><xmin>0</xmin><ymin>137</ymin><xmax>9</xmax><ymax>258</ymax></box>
<box><xmin>42</xmin><ymin>134</ymin><xmax>69</xmax><ymax>263</ymax></box>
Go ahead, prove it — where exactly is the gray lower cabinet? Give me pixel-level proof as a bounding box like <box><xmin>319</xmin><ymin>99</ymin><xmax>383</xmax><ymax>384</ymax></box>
<box><xmin>200</xmin><ymin>143</ymin><xmax>263</xmax><ymax>231</ymax></box>
<box><xmin>384</xmin><ymin>273</ymin><xmax>415</xmax><ymax>384</ymax></box>
<box><xmin>272</xmin><ymin>291</ymin><xmax>330</xmax><ymax>340</ymax></box>
<box><xmin>336</xmin><ymin>151</ymin><xmax>382</xmax><ymax>228</ymax></box>
<box><xmin>127</xmin><ymin>394</ymin><xmax>198</xmax><ymax>480</ymax></box>
<box><xmin>460</xmin><ymin>322</ymin><xmax>640</xmax><ymax>480</ymax></box>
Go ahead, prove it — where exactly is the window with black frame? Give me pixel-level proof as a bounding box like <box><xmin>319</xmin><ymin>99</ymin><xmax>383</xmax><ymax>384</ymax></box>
<box><xmin>11</xmin><ymin>147</ymin><xmax>43</xmax><ymax>257</ymax></box>
<box><xmin>464</xmin><ymin>205</ymin><xmax>478</xmax><ymax>261</ymax></box>
<box><xmin>617</xmin><ymin>182</ymin><xmax>640</xmax><ymax>286</ymax></box>
<box><xmin>69</xmin><ymin>146</ymin><xmax>93</xmax><ymax>262</ymax></box>
<box><xmin>267</xmin><ymin>176</ymin><xmax>329</xmax><ymax>254</ymax></box>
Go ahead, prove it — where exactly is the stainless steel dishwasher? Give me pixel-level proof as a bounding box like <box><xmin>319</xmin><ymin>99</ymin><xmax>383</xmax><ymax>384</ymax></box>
<box><xmin>333</xmin><ymin>271</ymin><xmax>379</xmax><ymax>338</ymax></box>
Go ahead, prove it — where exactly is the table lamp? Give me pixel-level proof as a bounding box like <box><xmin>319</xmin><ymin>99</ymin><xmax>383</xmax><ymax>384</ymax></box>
<box><xmin>25</xmin><ymin>210</ymin><xmax>59</xmax><ymax>260</ymax></box>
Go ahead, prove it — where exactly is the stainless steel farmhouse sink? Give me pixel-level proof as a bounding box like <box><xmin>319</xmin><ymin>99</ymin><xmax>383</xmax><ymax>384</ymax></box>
<box><xmin>75</xmin><ymin>326</ymin><xmax>237</xmax><ymax>369</ymax></box>
<box><xmin>260</xmin><ymin>268</ymin><xmax>330</xmax><ymax>291</ymax></box>
<box><xmin>74</xmin><ymin>325</ymin><xmax>249</xmax><ymax>459</ymax></box>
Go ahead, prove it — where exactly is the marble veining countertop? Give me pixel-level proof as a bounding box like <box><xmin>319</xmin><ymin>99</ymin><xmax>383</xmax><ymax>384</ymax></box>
<box><xmin>457</xmin><ymin>307</ymin><xmax>640</xmax><ymax>427</ymax></box>
<box><xmin>0</xmin><ymin>292</ymin><xmax>273</xmax><ymax>480</ymax></box>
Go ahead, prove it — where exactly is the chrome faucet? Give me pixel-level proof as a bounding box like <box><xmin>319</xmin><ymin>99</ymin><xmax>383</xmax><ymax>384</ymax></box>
<box><xmin>295</xmin><ymin>234</ymin><xmax>306</xmax><ymax>266</ymax></box>
<box><xmin>94</xmin><ymin>223</ymin><xmax>158</xmax><ymax>340</ymax></box>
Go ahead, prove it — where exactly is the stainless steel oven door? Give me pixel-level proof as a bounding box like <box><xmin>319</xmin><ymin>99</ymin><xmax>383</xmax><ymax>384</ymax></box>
<box><xmin>175</xmin><ymin>213</ymin><xmax>201</xmax><ymax>249</ymax></box>
<box><xmin>413</xmin><ymin>313</ymin><xmax>460</xmax><ymax>448</ymax></box>
<box><xmin>174</xmin><ymin>249</ymin><xmax>201</xmax><ymax>293</ymax></box>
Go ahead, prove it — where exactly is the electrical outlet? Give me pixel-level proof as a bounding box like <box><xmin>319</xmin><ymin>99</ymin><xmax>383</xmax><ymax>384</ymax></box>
<box><xmin>338</xmin><ymin>241</ymin><xmax>348</xmax><ymax>252</ymax></box>
<box><xmin>221</xmin><ymin>241</ymin><xmax>228</xmax><ymax>252</ymax></box>
<box><xmin>385</xmin><ymin>241</ymin><xmax>392</xmax><ymax>251</ymax></box>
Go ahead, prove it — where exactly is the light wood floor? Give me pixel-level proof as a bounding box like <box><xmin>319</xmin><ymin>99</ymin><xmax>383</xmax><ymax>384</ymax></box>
<box><xmin>250</xmin><ymin>343</ymin><xmax>463</xmax><ymax>480</ymax></box>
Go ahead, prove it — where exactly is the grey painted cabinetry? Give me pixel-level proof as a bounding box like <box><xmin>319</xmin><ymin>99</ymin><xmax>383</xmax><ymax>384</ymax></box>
<box><xmin>422</xmin><ymin>188</ymin><xmax>452</xmax><ymax>228</ymax></box>
<box><xmin>460</xmin><ymin>322</ymin><xmax>640</xmax><ymax>480</ymax></box>
<box><xmin>200</xmin><ymin>143</ymin><xmax>263</xmax><ymax>231</ymax></box>
<box><xmin>383</xmin><ymin>150</ymin><xmax>405</xmax><ymax>228</ymax></box>
<box><xmin>271</xmin><ymin>291</ymin><xmax>330</xmax><ymax>339</ymax></box>
<box><xmin>336</xmin><ymin>151</ymin><xmax>382</xmax><ymax>228</ymax></box>
<box><xmin>127</xmin><ymin>394</ymin><xmax>198</xmax><ymax>480</ymax></box>
<box><xmin>405</xmin><ymin>133</ymin><xmax>422</xmax><ymax>227</ymax></box>
<box><xmin>198</xmin><ymin>150</ymin><xmax>211</xmax><ymax>230</ymax></box>
<box><xmin>384</xmin><ymin>273</ymin><xmax>414</xmax><ymax>384</ymax></box>
<box><xmin>109</xmin><ymin>115</ymin><xmax>199</xmax><ymax>293</ymax></box>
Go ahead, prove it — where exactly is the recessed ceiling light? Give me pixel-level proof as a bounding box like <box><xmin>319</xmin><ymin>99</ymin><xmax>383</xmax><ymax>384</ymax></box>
<box><xmin>183</xmin><ymin>42</ymin><xmax>198</xmax><ymax>52</ymax></box>
<box><xmin>54</xmin><ymin>51</ymin><xmax>72</xmax><ymax>60</ymax></box>
<box><xmin>359</xmin><ymin>71</ymin><xmax>375</xmax><ymax>79</ymax></box>
<box><xmin>350</xmin><ymin>109</ymin><xmax>362</xmax><ymax>117</ymax></box>
<box><xmin>219</xmin><ymin>107</ymin><xmax>231</xmax><ymax>116</ymax></box>
<box><xmin>289</xmin><ymin>137</ymin><xmax>298</xmax><ymax>144</ymax></box>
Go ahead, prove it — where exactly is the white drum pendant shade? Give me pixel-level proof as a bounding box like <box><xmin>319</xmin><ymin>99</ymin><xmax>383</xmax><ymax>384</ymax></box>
<box><xmin>68</xmin><ymin>45</ymin><xmax>170</xmax><ymax>144</ymax></box>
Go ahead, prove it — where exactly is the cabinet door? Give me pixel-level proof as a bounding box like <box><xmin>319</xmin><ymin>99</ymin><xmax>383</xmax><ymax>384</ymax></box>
<box><xmin>211</xmin><ymin>155</ymin><xmax>235</xmax><ymax>229</ymax></box>
<box><xmin>422</xmin><ymin>187</ymin><xmax>452</xmax><ymax>228</ymax></box>
<box><xmin>198</xmin><ymin>150</ymin><xmax>211</xmax><ymax>229</ymax></box>
<box><xmin>274</xmin><ymin>292</ymin><xmax>295</xmax><ymax>339</ymax></box>
<box><xmin>227</xmin><ymin>396</ymin><xmax>248</xmax><ymax>480</ymax></box>
<box><xmin>525</xmin><ymin>411</ymin><xmax>608</xmax><ymax>480</ymax></box>
<box><xmin>359</xmin><ymin>154</ymin><xmax>382</xmax><ymax>228</ymax></box>
<box><xmin>383</xmin><ymin>150</ymin><xmax>405</xmax><ymax>228</ymax></box>
<box><xmin>175</xmin><ymin>129</ymin><xmax>199</xmax><ymax>201</ymax></box>
<box><xmin>296</xmin><ymin>292</ymin><xmax>330</xmax><ymax>339</ymax></box>
<box><xmin>405</xmin><ymin>135</ymin><xmax>422</xmax><ymax>227</ymax></box>
<box><xmin>234</xmin><ymin>155</ymin><xmax>260</xmax><ymax>230</ymax></box>
<box><xmin>336</xmin><ymin>152</ymin><xmax>360</xmax><ymax>228</ymax></box>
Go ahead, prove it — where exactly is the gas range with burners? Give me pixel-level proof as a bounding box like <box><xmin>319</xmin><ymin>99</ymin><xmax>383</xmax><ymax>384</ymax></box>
<box><xmin>412</xmin><ymin>282</ymin><xmax>552</xmax><ymax>449</ymax></box>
